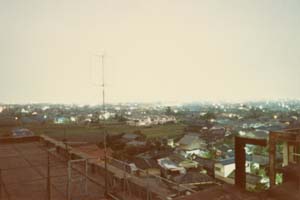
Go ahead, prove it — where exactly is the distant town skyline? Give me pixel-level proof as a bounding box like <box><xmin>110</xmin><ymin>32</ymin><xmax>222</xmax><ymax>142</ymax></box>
<box><xmin>1</xmin><ymin>0</ymin><xmax>300</xmax><ymax>104</ymax></box>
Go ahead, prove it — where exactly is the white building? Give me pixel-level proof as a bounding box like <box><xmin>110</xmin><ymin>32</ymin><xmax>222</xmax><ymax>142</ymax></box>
<box><xmin>214</xmin><ymin>158</ymin><xmax>251</xmax><ymax>184</ymax></box>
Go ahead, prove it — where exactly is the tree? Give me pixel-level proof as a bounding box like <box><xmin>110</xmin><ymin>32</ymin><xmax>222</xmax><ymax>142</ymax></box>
<box><xmin>246</xmin><ymin>108</ymin><xmax>263</xmax><ymax>119</ymax></box>
<box><xmin>203</xmin><ymin>149</ymin><xmax>217</xmax><ymax>159</ymax></box>
<box><xmin>165</xmin><ymin>106</ymin><xmax>173</xmax><ymax>115</ymax></box>
<box><xmin>200</xmin><ymin>111</ymin><xmax>216</xmax><ymax>121</ymax></box>
<box><xmin>115</xmin><ymin>114</ymin><xmax>127</xmax><ymax>122</ymax></box>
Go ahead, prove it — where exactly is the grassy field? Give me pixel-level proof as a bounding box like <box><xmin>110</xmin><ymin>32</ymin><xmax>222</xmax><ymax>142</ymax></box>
<box><xmin>0</xmin><ymin>123</ymin><xmax>186</xmax><ymax>143</ymax></box>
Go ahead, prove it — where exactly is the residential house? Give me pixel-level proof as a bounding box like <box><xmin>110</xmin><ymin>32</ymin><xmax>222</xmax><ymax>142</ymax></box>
<box><xmin>194</xmin><ymin>156</ymin><xmax>216</xmax><ymax>177</ymax></box>
<box><xmin>121</xmin><ymin>132</ymin><xmax>145</xmax><ymax>143</ymax></box>
<box><xmin>214</xmin><ymin>158</ymin><xmax>236</xmax><ymax>180</ymax></box>
<box><xmin>126</xmin><ymin>115</ymin><xmax>176</xmax><ymax>127</ymax></box>
<box><xmin>227</xmin><ymin>171</ymin><xmax>263</xmax><ymax>190</ymax></box>
<box><xmin>214</xmin><ymin>157</ymin><xmax>251</xmax><ymax>184</ymax></box>
<box><xmin>157</xmin><ymin>157</ymin><xmax>186</xmax><ymax>178</ymax></box>
<box><xmin>196</xmin><ymin>126</ymin><xmax>227</xmax><ymax>146</ymax></box>
<box><xmin>215</xmin><ymin>144</ymin><xmax>234</xmax><ymax>158</ymax></box>
<box><xmin>172</xmin><ymin>171</ymin><xmax>216</xmax><ymax>191</ymax></box>
<box><xmin>252</xmin><ymin>153</ymin><xmax>283</xmax><ymax>168</ymax></box>
<box><xmin>130</xmin><ymin>157</ymin><xmax>160</xmax><ymax>176</ymax></box>
<box><xmin>126</xmin><ymin>140</ymin><xmax>147</xmax><ymax>147</ymax></box>
<box><xmin>11</xmin><ymin>128</ymin><xmax>34</xmax><ymax>137</ymax></box>
<box><xmin>184</xmin><ymin>120</ymin><xmax>213</xmax><ymax>132</ymax></box>
<box><xmin>136</xmin><ymin>149</ymin><xmax>173</xmax><ymax>160</ymax></box>
<box><xmin>176</xmin><ymin>133</ymin><xmax>207</xmax><ymax>158</ymax></box>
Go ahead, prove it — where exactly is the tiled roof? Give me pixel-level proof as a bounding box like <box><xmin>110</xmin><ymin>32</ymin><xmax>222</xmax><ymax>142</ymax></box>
<box><xmin>173</xmin><ymin>171</ymin><xmax>214</xmax><ymax>184</ymax></box>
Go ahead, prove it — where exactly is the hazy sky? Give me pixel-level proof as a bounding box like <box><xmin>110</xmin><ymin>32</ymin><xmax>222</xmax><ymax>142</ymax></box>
<box><xmin>1</xmin><ymin>0</ymin><xmax>300</xmax><ymax>104</ymax></box>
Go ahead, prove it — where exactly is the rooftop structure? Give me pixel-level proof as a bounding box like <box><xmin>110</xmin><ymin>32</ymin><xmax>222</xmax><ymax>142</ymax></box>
<box><xmin>0</xmin><ymin>137</ymin><xmax>104</xmax><ymax>200</ymax></box>
<box><xmin>269</xmin><ymin>128</ymin><xmax>300</xmax><ymax>188</ymax></box>
<box><xmin>176</xmin><ymin>129</ymin><xmax>300</xmax><ymax>200</ymax></box>
<box><xmin>0</xmin><ymin>135</ymin><xmax>198</xmax><ymax>200</ymax></box>
<box><xmin>1</xmin><ymin>127</ymin><xmax>299</xmax><ymax>200</ymax></box>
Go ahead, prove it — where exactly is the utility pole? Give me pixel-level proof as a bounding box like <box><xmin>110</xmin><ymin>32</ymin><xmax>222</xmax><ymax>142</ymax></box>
<box><xmin>47</xmin><ymin>151</ymin><xmax>51</xmax><ymax>200</ymax></box>
<box><xmin>104</xmin><ymin>132</ymin><xmax>108</xmax><ymax>196</ymax></box>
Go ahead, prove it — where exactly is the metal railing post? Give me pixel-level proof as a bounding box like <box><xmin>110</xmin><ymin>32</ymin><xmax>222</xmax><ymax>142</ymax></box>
<box><xmin>47</xmin><ymin>151</ymin><xmax>51</xmax><ymax>200</ymax></box>
<box><xmin>67</xmin><ymin>161</ymin><xmax>71</xmax><ymax>200</ymax></box>
<box><xmin>0</xmin><ymin>168</ymin><xmax>2</xmax><ymax>200</ymax></box>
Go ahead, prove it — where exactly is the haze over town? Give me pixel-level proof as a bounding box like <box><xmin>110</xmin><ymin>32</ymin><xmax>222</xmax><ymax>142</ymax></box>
<box><xmin>1</xmin><ymin>0</ymin><xmax>300</xmax><ymax>104</ymax></box>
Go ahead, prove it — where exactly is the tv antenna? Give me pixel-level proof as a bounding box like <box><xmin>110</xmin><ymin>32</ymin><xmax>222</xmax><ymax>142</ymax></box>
<box><xmin>95</xmin><ymin>53</ymin><xmax>108</xmax><ymax>196</ymax></box>
<box><xmin>96</xmin><ymin>53</ymin><xmax>106</xmax><ymax>115</ymax></box>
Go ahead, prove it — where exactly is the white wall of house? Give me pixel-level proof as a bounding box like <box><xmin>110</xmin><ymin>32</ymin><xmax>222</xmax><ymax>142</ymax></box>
<box><xmin>214</xmin><ymin>161</ymin><xmax>251</xmax><ymax>178</ymax></box>
<box><xmin>215</xmin><ymin>163</ymin><xmax>235</xmax><ymax>178</ymax></box>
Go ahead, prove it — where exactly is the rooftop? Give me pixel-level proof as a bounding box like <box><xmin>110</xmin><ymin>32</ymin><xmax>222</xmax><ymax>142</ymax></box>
<box><xmin>0</xmin><ymin>137</ymin><xmax>104</xmax><ymax>200</ymax></box>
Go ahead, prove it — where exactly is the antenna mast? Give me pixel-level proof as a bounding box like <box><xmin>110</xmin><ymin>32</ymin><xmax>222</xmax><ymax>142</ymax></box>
<box><xmin>100</xmin><ymin>53</ymin><xmax>108</xmax><ymax>196</ymax></box>
<box><xmin>100</xmin><ymin>54</ymin><xmax>105</xmax><ymax>115</ymax></box>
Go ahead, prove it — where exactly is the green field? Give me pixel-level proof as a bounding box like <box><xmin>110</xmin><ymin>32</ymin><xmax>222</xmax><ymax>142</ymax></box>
<box><xmin>1</xmin><ymin>123</ymin><xmax>185</xmax><ymax>143</ymax></box>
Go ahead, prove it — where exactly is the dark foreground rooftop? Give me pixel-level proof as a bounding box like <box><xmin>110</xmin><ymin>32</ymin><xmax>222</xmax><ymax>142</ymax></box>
<box><xmin>0</xmin><ymin>139</ymin><xmax>104</xmax><ymax>200</ymax></box>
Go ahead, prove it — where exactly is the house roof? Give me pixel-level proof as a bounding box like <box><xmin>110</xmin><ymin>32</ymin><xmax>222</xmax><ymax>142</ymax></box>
<box><xmin>194</xmin><ymin>156</ymin><xmax>215</xmax><ymax>170</ymax></box>
<box><xmin>126</xmin><ymin>140</ymin><xmax>146</xmax><ymax>146</ymax></box>
<box><xmin>136</xmin><ymin>149</ymin><xmax>173</xmax><ymax>160</ymax></box>
<box><xmin>122</xmin><ymin>133</ymin><xmax>140</xmax><ymax>140</ymax></box>
<box><xmin>130</xmin><ymin>157</ymin><xmax>159</xmax><ymax>170</ymax></box>
<box><xmin>178</xmin><ymin>133</ymin><xmax>199</xmax><ymax>145</ymax></box>
<box><xmin>217</xmin><ymin>158</ymin><xmax>235</xmax><ymax>165</ymax></box>
<box><xmin>168</xmin><ymin>154</ymin><xmax>186</xmax><ymax>164</ymax></box>
<box><xmin>173</xmin><ymin>171</ymin><xmax>215</xmax><ymax>185</ymax></box>
<box><xmin>177</xmin><ymin>134</ymin><xmax>206</xmax><ymax>150</ymax></box>
<box><xmin>218</xmin><ymin>152</ymin><xmax>252</xmax><ymax>163</ymax></box>
<box><xmin>157</xmin><ymin>157</ymin><xmax>179</xmax><ymax>169</ymax></box>
<box><xmin>216</xmin><ymin>144</ymin><xmax>232</xmax><ymax>152</ymax></box>
<box><xmin>253</xmin><ymin>130</ymin><xmax>269</xmax><ymax>139</ymax></box>
<box><xmin>157</xmin><ymin>156</ymin><xmax>186</xmax><ymax>173</ymax></box>
<box><xmin>11</xmin><ymin>128</ymin><xmax>34</xmax><ymax>137</ymax></box>
<box><xmin>252</xmin><ymin>154</ymin><xmax>282</xmax><ymax>165</ymax></box>
<box><xmin>179</xmin><ymin>160</ymin><xmax>198</xmax><ymax>168</ymax></box>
